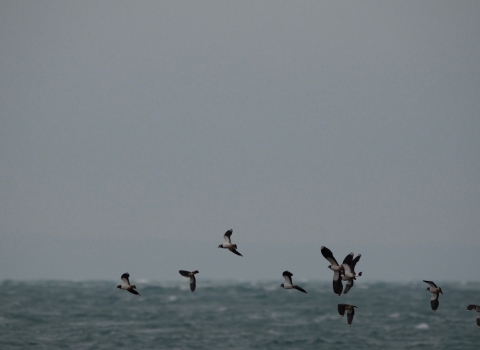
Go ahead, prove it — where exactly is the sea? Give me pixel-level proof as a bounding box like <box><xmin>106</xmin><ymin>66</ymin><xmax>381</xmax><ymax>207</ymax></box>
<box><xmin>0</xmin><ymin>280</ymin><xmax>478</xmax><ymax>349</ymax></box>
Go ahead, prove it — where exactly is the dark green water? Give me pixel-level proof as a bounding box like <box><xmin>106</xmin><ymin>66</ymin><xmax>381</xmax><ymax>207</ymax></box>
<box><xmin>0</xmin><ymin>280</ymin><xmax>478</xmax><ymax>349</ymax></box>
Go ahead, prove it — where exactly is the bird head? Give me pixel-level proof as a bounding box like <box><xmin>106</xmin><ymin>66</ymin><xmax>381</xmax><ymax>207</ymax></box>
<box><xmin>218</xmin><ymin>245</ymin><xmax>222</xmax><ymax>248</ymax></box>
<box><xmin>193</xmin><ymin>270</ymin><xmax>199</xmax><ymax>274</ymax></box>
<box><xmin>439</xmin><ymin>288</ymin><xmax>443</xmax><ymax>294</ymax></box>
<box><xmin>327</xmin><ymin>265</ymin><xmax>331</xmax><ymax>269</ymax></box>
<box><xmin>280</xmin><ymin>284</ymin><xmax>284</xmax><ymax>288</ymax></box>
<box><xmin>426</xmin><ymin>287</ymin><xmax>430</xmax><ymax>291</ymax></box>
<box><xmin>116</xmin><ymin>285</ymin><xmax>121</xmax><ymax>289</ymax></box>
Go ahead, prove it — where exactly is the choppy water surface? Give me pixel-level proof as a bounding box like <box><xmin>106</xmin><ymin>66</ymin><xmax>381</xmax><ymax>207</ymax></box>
<box><xmin>0</xmin><ymin>280</ymin><xmax>478</xmax><ymax>349</ymax></box>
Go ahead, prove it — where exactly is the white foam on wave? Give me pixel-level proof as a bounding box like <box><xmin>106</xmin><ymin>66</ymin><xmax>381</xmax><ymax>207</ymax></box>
<box><xmin>262</xmin><ymin>285</ymin><xmax>277</xmax><ymax>292</ymax></box>
<box><xmin>415</xmin><ymin>323</ymin><xmax>429</xmax><ymax>330</ymax></box>
<box><xmin>313</xmin><ymin>314</ymin><xmax>339</xmax><ymax>323</ymax></box>
<box><xmin>389</xmin><ymin>313</ymin><xmax>400</xmax><ymax>318</ymax></box>
<box><xmin>168</xmin><ymin>295</ymin><xmax>177</xmax><ymax>302</ymax></box>
<box><xmin>179</xmin><ymin>284</ymin><xmax>190</xmax><ymax>291</ymax></box>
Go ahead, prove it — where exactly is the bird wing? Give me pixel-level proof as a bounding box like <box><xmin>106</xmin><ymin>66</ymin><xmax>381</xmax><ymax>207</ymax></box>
<box><xmin>224</xmin><ymin>229</ymin><xmax>233</xmax><ymax>243</ymax></box>
<box><xmin>229</xmin><ymin>248</ymin><xmax>243</xmax><ymax>257</ymax></box>
<box><xmin>342</xmin><ymin>253</ymin><xmax>354</xmax><ymax>275</ymax></box>
<box><xmin>294</xmin><ymin>285</ymin><xmax>307</xmax><ymax>293</ymax></box>
<box><xmin>190</xmin><ymin>275</ymin><xmax>196</xmax><ymax>292</ymax></box>
<box><xmin>423</xmin><ymin>280</ymin><xmax>437</xmax><ymax>288</ymax></box>
<box><xmin>342</xmin><ymin>253</ymin><xmax>353</xmax><ymax>265</ymax></box>
<box><xmin>179</xmin><ymin>270</ymin><xmax>190</xmax><ymax>277</ymax></box>
<box><xmin>121</xmin><ymin>273</ymin><xmax>130</xmax><ymax>285</ymax></box>
<box><xmin>344</xmin><ymin>279</ymin><xmax>354</xmax><ymax>294</ymax></box>
<box><xmin>333</xmin><ymin>277</ymin><xmax>343</xmax><ymax>296</ymax></box>
<box><xmin>351</xmin><ymin>254</ymin><xmax>361</xmax><ymax>272</ymax></box>
<box><xmin>127</xmin><ymin>288</ymin><xmax>140</xmax><ymax>296</ymax></box>
<box><xmin>467</xmin><ymin>304</ymin><xmax>479</xmax><ymax>311</ymax></box>
<box><xmin>338</xmin><ymin>304</ymin><xmax>346</xmax><ymax>316</ymax></box>
<box><xmin>282</xmin><ymin>271</ymin><xmax>293</xmax><ymax>284</ymax></box>
<box><xmin>321</xmin><ymin>246</ymin><xmax>339</xmax><ymax>266</ymax></box>
<box><xmin>333</xmin><ymin>270</ymin><xmax>341</xmax><ymax>282</ymax></box>
<box><xmin>347</xmin><ymin>308</ymin><xmax>355</xmax><ymax>326</ymax></box>
<box><xmin>431</xmin><ymin>298</ymin><xmax>439</xmax><ymax>311</ymax></box>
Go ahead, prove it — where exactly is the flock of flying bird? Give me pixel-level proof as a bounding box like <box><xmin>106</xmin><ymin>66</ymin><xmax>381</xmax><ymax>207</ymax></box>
<box><xmin>116</xmin><ymin>229</ymin><xmax>480</xmax><ymax>329</ymax></box>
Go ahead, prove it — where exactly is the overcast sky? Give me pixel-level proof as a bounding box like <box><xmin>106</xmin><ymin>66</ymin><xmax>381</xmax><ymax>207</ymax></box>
<box><xmin>1</xmin><ymin>1</ymin><xmax>479</xmax><ymax>282</ymax></box>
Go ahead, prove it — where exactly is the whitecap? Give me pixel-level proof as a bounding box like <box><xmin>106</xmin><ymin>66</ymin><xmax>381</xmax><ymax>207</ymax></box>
<box><xmin>313</xmin><ymin>314</ymin><xmax>339</xmax><ymax>323</ymax></box>
<box><xmin>179</xmin><ymin>284</ymin><xmax>190</xmax><ymax>291</ymax></box>
<box><xmin>389</xmin><ymin>313</ymin><xmax>400</xmax><ymax>318</ymax></box>
<box><xmin>262</xmin><ymin>285</ymin><xmax>277</xmax><ymax>292</ymax></box>
<box><xmin>415</xmin><ymin>323</ymin><xmax>429</xmax><ymax>330</ymax></box>
<box><xmin>168</xmin><ymin>295</ymin><xmax>177</xmax><ymax>302</ymax></box>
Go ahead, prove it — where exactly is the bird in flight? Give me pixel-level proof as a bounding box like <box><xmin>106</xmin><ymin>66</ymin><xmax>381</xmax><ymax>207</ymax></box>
<box><xmin>341</xmin><ymin>252</ymin><xmax>362</xmax><ymax>294</ymax></box>
<box><xmin>338</xmin><ymin>304</ymin><xmax>358</xmax><ymax>326</ymax></box>
<box><xmin>218</xmin><ymin>229</ymin><xmax>243</xmax><ymax>256</ymax></box>
<box><xmin>423</xmin><ymin>280</ymin><xmax>443</xmax><ymax>311</ymax></box>
<box><xmin>280</xmin><ymin>271</ymin><xmax>307</xmax><ymax>293</ymax></box>
<box><xmin>467</xmin><ymin>304</ymin><xmax>480</xmax><ymax>329</ymax></box>
<box><xmin>320</xmin><ymin>246</ymin><xmax>344</xmax><ymax>296</ymax></box>
<box><xmin>116</xmin><ymin>272</ymin><xmax>140</xmax><ymax>296</ymax></box>
<box><xmin>179</xmin><ymin>270</ymin><xmax>199</xmax><ymax>292</ymax></box>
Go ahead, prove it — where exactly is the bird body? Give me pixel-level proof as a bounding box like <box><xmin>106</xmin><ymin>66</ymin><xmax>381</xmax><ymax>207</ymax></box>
<box><xmin>219</xmin><ymin>242</ymin><xmax>237</xmax><ymax>249</ymax></box>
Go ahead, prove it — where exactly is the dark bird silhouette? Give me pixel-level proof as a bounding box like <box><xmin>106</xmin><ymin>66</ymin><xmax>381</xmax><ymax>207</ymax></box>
<box><xmin>218</xmin><ymin>229</ymin><xmax>243</xmax><ymax>256</ymax></box>
<box><xmin>423</xmin><ymin>280</ymin><xmax>443</xmax><ymax>311</ymax></box>
<box><xmin>280</xmin><ymin>271</ymin><xmax>307</xmax><ymax>293</ymax></box>
<box><xmin>321</xmin><ymin>246</ymin><xmax>344</xmax><ymax>296</ymax></box>
<box><xmin>116</xmin><ymin>272</ymin><xmax>140</xmax><ymax>296</ymax></box>
<box><xmin>338</xmin><ymin>304</ymin><xmax>358</xmax><ymax>326</ymax></box>
<box><xmin>179</xmin><ymin>270</ymin><xmax>199</xmax><ymax>292</ymax></box>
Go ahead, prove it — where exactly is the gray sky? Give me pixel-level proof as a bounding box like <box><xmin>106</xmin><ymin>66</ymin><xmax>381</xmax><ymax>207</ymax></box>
<box><xmin>1</xmin><ymin>1</ymin><xmax>479</xmax><ymax>282</ymax></box>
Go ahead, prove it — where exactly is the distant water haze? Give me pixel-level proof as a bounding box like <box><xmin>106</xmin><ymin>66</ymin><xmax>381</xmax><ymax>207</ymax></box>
<box><xmin>2</xmin><ymin>234</ymin><xmax>477</xmax><ymax>283</ymax></box>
